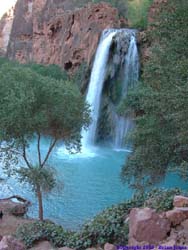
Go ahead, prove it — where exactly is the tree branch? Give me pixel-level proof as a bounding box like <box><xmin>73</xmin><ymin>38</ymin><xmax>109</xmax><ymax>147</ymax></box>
<box><xmin>41</xmin><ymin>138</ymin><xmax>57</xmax><ymax>168</ymax></box>
<box><xmin>22</xmin><ymin>143</ymin><xmax>32</xmax><ymax>169</ymax></box>
<box><xmin>37</xmin><ymin>132</ymin><xmax>42</xmax><ymax>167</ymax></box>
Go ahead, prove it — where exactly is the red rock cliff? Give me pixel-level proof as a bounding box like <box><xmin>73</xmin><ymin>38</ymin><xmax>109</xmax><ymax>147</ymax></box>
<box><xmin>0</xmin><ymin>2</ymin><xmax>16</xmax><ymax>56</ymax></box>
<box><xmin>3</xmin><ymin>0</ymin><xmax>125</xmax><ymax>71</ymax></box>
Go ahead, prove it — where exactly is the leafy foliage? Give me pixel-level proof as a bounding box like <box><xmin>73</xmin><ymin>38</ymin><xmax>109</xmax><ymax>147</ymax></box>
<box><xmin>15</xmin><ymin>221</ymin><xmax>69</xmax><ymax>247</ymax></box>
<box><xmin>74</xmin><ymin>0</ymin><xmax>153</xmax><ymax>28</ymax></box>
<box><xmin>15</xmin><ymin>188</ymin><xmax>182</xmax><ymax>249</ymax></box>
<box><xmin>0</xmin><ymin>63</ymin><xmax>90</xmax><ymax>159</ymax></box>
<box><xmin>25</xmin><ymin>63</ymin><xmax>69</xmax><ymax>81</ymax></box>
<box><xmin>0</xmin><ymin>60</ymin><xmax>90</xmax><ymax>219</ymax></box>
<box><xmin>127</xmin><ymin>0</ymin><xmax>153</xmax><ymax>29</ymax></box>
<box><xmin>121</xmin><ymin>0</ymin><xmax>188</xmax><ymax>189</ymax></box>
<box><xmin>144</xmin><ymin>188</ymin><xmax>182</xmax><ymax>211</ymax></box>
<box><xmin>17</xmin><ymin>166</ymin><xmax>56</xmax><ymax>193</ymax></box>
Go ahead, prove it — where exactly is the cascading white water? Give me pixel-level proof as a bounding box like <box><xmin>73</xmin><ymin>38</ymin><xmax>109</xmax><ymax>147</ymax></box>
<box><xmin>114</xmin><ymin>33</ymin><xmax>139</xmax><ymax>149</ymax></box>
<box><xmin>81</xmin><ymin>30</ymin><xmax>118</xmax><ymax>148</ymax></box>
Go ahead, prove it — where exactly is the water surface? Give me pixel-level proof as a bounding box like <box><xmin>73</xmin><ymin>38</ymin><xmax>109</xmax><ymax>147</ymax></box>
<box><xmin>0</xmin><ymin>137</ymin><xmax>187</xmax><ymax>230</ymax></box>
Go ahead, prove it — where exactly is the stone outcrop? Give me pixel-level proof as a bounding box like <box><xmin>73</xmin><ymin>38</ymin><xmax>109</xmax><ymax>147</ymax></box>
<box><xmin>3</xmin><ymin>0</ymin><xmax>126</xmax><ymax>72</ymax></box>
<box><xmin>104</xmin><ymin>243</ymin><xmax>117</xmax><ymax>250</ymax></box>
<box><xmin>129</xmin><ymin>207</ymin><xmax>170</xmax><ymax>244</ymax></box>
<box><xmin>0</xmin><ymin>195</ymin><xmax>30</xmax><ymax>217</ymax></box>
<box><xmin>174</xmin><ymin>195</ymin><xmax>188</xmax><ymax>208</ymax></box>
<box><xmin>166</xmin><ymin>208</ymin><xmax>188</xmax><ymax>226</ymax></box>
<box><xmin>129</xmin><ymin>195</ymin><xmax>188</xmax><ymax>247</ymax></box>
<box><xmin>0</xmin><ymin>235</ymin><xmax>26</xmax><ymax>250</ymax></box>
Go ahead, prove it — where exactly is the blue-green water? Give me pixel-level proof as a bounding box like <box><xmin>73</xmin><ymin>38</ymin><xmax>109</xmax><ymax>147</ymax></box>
<box><xmin>0</xmin><ymin>137</ymin><xmax>188</xmax><ymax>230</ymax></box>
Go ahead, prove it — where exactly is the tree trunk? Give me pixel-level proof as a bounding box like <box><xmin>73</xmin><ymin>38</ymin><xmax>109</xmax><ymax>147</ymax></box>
<box><xmin>36</xmin><ymin>185</ymin><xmax>43</xmax><ymax>221</ymax></box>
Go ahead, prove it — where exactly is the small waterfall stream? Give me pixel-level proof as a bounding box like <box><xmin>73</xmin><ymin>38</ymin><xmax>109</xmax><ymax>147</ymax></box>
<box><xmin>114</xmin><ymin>33</ymin><xmax>139</xmax><ymax>149</ymax></box>
<box><xmin>81</xmin><ymin>30</ymin><xmax>118</xmax><ymax>148</ymax></box>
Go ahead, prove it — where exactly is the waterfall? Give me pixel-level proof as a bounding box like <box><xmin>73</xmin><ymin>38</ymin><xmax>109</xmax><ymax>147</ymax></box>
<box><xmin>81</xmin><ymin>28</ymin><xmax>139</xmax><ymax>151</ymax></box>
<box><xmin>114</xmin><ymin>33</ymin><xmax>139</xmax><ymax>149</ymax></box>
<box><xmin>81</xmin><ymin>29</ymin><xmax>118</xmax><ymax>148</ymax></box>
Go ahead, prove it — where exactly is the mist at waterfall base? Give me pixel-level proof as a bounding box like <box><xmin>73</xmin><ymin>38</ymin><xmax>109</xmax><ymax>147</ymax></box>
<box><xmin>1</xmin><ymin>29</ymin><xmax>188</xmax><ymax>230</ymax></box>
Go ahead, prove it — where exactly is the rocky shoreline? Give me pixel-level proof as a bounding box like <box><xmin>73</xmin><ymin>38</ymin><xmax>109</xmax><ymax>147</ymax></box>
<box><xmin>1</xmin><ymin>195</ymin><xmax>188</xmax><ymax>250</ymax></box>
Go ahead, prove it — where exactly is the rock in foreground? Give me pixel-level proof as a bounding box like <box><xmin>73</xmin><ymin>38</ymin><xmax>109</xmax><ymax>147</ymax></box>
<box><xmin>0</xmin><ymin>235</ymin><xmax>26</xmax><ymax>250</ymax></box>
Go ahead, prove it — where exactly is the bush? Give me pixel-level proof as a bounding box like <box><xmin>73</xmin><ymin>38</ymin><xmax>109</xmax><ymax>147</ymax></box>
<box><xmin>144</xmin><ymin>188</ymin><xmax>183</xmax><ymax>211</ymax></box>
<box><xmin>15</xmin><ymin>188</ymin><xmax>183</xmax><ymax>249</ymax></box>
<box><xmin>15</xmin><ymin>221</ymin><xmax>69</xmax><ymax>248</ymax></box>
<box><xmin>127</xmin><ymin>0</ymin><xmax>153</xmax><ymax>29</ymax></box>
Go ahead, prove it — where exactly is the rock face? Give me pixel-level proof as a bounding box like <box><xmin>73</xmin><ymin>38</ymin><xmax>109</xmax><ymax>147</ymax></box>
<box><xmin>0</xmin><ymin>235</ymin><xmax>26</xmax><ymax>250</ymax></box>
<box><xmin>129</xmin><ymin>208</ymin><xmax>170</xmax><ymax>244</ymax></box>
<box><xmin>148</xmin><ymin>0</ymin><xmax>168</xmax><ymax>23</ymax></box>
<box><xmin>29</xmin><ymin>241</ymin><xmax>56</xmax><ymax>250</ymax></box>
<box><xmin>166</xmin><ymin>208</ymin><xmax>188</xmax><ymax>226</ymax></box>
<box><xmin>3</xmin><ymin>0</ymin><xmax>126</xmax><ymax>71</ymax></box>
<box><xmin>0</xmin><ymin>196</ymin><xmax>30</xmax><ymax>217</ymax></box>
<box><xmin>0</xmin><ymin>2</ymin><xmax>16</xmax><ymax>56</ymax></box>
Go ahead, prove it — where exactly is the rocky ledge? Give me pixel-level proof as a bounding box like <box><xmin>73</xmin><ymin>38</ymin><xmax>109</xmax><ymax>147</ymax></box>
<box><xmin>0</xmin><ymin>195</ymin><xmax>31</xmax><ymax>216</ymax></box>
<box><xmin>129</xmin><ymin>195</ymin><xmax>188</xmax><ymax>246</ymax></box>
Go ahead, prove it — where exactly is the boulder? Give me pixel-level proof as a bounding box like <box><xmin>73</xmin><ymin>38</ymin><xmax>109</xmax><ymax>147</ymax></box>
<box><xmin>166</xmin><ymin>208</ymin><xmax>188</xmax><ymax>226</ymax></box>
<box><xmin>160</xmin><ymin>239</ymin><xmax>176</xmax><ymax>247</ymax></box>
<box><xmin>9</xmin><ymin>204</ymin><xmax>28</xmax><ymax>216</ymax></box>
<box><xmin>0</xmin><ymin>235</ymin><xmax>26</xmax><ymax>250</ymax></box>
<box><xmin>181</xmin><ymin>219</ymin><xmax>188</xmax><ymax>230</ymax></box>
<box><xmin>0</xmin><ymin>196</ymin><xmax>30</xmax><ymax>216</ymax></box>
<box><xmin>29</xmin><ymin>241</ymin><xmax>55</xmax><ymax>250</ymax></box>
<box><xmin>129</xmin><ymin>208</ymin><xmax>170</xmax><ymax>244</ymax></box>
<box><xmin>104</xmin><ymin>243</ymin><xmax>117</xmax><ymax>250</ymax></box>
<box><xmin>85</xmin><ymin>248</ymin><xmax>98</xmax><ymax>250</ymax></box>
<box><xmin>173</xmin><ymin>196</ymin><xmax>188</xmax><ymax>208</ymax></box>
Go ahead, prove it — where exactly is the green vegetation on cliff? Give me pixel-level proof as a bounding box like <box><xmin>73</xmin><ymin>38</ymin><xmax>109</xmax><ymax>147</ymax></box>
<box><xmin>121</xmin><ymin>0</ymin><xmax>188</xmax><ymax>189</ymax></box>
<box><xmin>74</xmin><ymin>0</ymin><xmax>153</xmax><ymax>29</ymax></box>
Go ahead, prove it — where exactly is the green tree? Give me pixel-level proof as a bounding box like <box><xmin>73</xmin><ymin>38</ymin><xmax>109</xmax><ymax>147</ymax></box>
<box><xmin>121</xmin><ymin>0</ymin><xmax>188</xmax><ymax>190</ymax></box>
<box><xmin>0</xmin><ymin>63</ymin><xmax>90</xmax><ymax>220</ymax></box>
<box><xmin>25</xmin><ymin>63</ymin><xmax>69</xmax><ymax>81</ymax></box>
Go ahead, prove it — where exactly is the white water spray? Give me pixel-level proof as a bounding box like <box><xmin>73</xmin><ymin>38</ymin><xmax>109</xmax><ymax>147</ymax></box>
<box><xmin>81</xmin><ymin>30</ymin><xmax>118</xmax><ymax>148</ymax></box>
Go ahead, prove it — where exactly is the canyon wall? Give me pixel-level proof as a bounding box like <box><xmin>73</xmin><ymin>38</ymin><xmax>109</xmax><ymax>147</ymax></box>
<box><xmin>0</xmin><ymin>0</ymin><xmax>126</xmax><ymax>71</ymax></box>
<box><xmin>0</xmin><ymin>2</ymin><xmax>16</xmax><ymax>56</ymax></box>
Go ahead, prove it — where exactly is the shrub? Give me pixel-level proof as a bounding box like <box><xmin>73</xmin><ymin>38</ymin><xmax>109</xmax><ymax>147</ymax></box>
<box><xmin>15</xmin><ymin>188</ymin><xmax>183</xmax><ymax>249</ymax></box>
<box><xmin>15</xmin><ymin>221</ymin><xmax>69</xmax><ymax>248</ymax></box>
